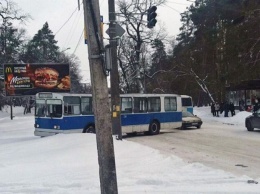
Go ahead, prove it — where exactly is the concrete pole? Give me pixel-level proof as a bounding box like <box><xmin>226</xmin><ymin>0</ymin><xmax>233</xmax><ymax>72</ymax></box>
<box><xmin>83</xmin><ymin>1</ymin><xmax>118</xmax><ymax>193</ymax></box>
<box><xmin>10</xmin><ymin>98</ymin><xmax>13</xmax><ymax>120</ymax></box>
<box><xmin>108</xmin><ymin>0</ymin><xmax>122</xmax><ymax>140</ymax></box>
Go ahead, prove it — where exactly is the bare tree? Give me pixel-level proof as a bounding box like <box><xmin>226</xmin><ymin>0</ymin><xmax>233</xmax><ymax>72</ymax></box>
<box><xmin>58</xmin><ymin>52</ymin><xmax>84</xmax><ymax>93</ymax></box>
<box><xmin>190</xmin><ymin>69</ymin><xmax>215</xmax><ymax>103</ymax></box>
<box><xmin>117</xmin><ymin>0</ymin><xmax>166</xmax><ymax>93</ymax></box>
<box><xmin>0</xmin><ymin>0</ymin><xmax>29</xmax><ymax>23</ymax></box>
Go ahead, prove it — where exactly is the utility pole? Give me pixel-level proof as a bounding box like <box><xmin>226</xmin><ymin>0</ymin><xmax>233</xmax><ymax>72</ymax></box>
<box><xmin>10</xmin><ymin>98</ymin><xmax>13</xmax><ymax>120</ymax></box>
<box><xmin>83</xmin><ymin>1</ymin><xmax>118</xmax><ymax>194</ymax></box>
<box><xmin>108</xmin><ymin>0</ymin><xmax>122</xmax><ymax>140</ymax></box>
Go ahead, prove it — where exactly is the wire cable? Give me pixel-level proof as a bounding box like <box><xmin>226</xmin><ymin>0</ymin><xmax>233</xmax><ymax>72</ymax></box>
<box><xmin>167</xmin><ymin>1</ymin><xmax>191</xmax><ymax>6</ymax></box>
<box><xmin>162</xmin><ymin>4</ymin><xmax>181</xmax><ymax>13</ymax></box>
<box><xmin>64</xmin><ymin>9</ymin><xmax>83</xmax><ymax>48</ymax></box>
<box><xmin>55</xmin><ymin>6</ymin><xmax>78</xmax><ymax>36</ymax></box>
<box><xmin>73</xmin><ymin>29</ymin><xmax>84</xmax><ymax>55</ymax></box>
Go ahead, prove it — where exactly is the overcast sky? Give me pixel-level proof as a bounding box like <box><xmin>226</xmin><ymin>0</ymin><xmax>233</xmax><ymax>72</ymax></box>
<box><xmin>14</xmin><ymin>0</ymin><xmax>192</xmax><ymax>83</ymax></box>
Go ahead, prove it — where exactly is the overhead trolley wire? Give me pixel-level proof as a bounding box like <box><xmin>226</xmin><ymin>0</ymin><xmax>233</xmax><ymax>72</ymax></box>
<box><xmin>167</xmin><ymin>1</ymin><xmax>191</xmax><ymax>6</ymax></box>
<box><xmin>163</xmin><ymin>4</ymin><xmax>182</xmax><ymax>13</ymax></box>
<box><xmin>55</xmin><ymin>6</ymin><xmax>79</xmax><ymax>36</ymax></box>
<box><xmin>73</xmin><ymin>29</ymin><xmax>84</xmax><ymax>55</ymax></box>
<box><xmin>63</xmin><ymin>9</ymin><xmax>83</xmax><ymax>48</ymax></box>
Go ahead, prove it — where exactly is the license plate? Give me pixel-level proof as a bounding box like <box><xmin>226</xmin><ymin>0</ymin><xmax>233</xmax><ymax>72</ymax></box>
<box><xmin>192</xmin><ymin>123</ymin><xmax>197</xmax><ymax>126</ymax></box>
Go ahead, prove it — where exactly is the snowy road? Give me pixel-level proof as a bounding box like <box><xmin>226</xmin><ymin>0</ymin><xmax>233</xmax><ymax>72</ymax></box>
<box><xmin>126</xmin><ymin>120</ymin><xmax>260</xmax><ymax>179</ymax></box>
<box><xmin>1</xmin><ymin>106</ymin><xmax>260</xmax><ymax>193</ymax></box>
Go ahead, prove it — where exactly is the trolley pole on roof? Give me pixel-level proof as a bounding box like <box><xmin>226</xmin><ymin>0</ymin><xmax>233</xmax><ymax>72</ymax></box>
<box><xmin>83</xmin><ymin>1</ymin><xmax>118</xmax><ymax>193</ymax></box>
<box><xmin>108</xmin><ymin>0</ymin><xmax>122</xmax><ymax>140</ymax></box>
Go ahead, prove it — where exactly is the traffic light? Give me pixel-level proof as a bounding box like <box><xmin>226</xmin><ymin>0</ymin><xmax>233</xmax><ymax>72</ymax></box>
<box><xmin>147</xmin><ymin>6</ymin><xmax>157</xmax><ymax>28</ymax></box>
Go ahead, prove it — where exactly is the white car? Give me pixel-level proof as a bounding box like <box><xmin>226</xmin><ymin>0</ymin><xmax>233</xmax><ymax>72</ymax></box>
<box><xmin>181</xmin><ymin>111</ymin><xmax>203</xmax><ymax>129</ymax></box>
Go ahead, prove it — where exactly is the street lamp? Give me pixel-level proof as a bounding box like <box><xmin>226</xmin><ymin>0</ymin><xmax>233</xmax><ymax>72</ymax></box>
<box><xmin>59</xmin><ymin>48</ymin><xmax>71</xmax><ymax>62</ymax></box>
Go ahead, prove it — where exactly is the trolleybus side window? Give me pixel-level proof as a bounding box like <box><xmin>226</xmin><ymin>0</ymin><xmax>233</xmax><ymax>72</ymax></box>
<box><xmin>46</xmin><ymin>99</ymin><xmax>62</xmax><ymax>118</ymax></box>
<box><xmin>165</xmin><ymin>97</ymin><xmax>177</xmax><ymax>111</ymax></box>
<box><xmin>182</xmin><ymin>97</ymin><xmax>192</xmax><ymax>107</ymax></box>
<box><xmin>121</xmin><ymin>97</ymin><xmax>132</xmax><ymax>113</ymax></box>
<box><xmin>81</xmin><ymin>97</ymin><xmax>93</xmax><ymax>115</ymax></box>
<box><xmin>181</xmin><ymin>95</ymin><xmax>193</xmax><ymax>113</ymax></box>
<box><xmin>148</xmin><ymin>97</ymin><xmax>161</xmax><ymax>112</ymax></box>
<box><xmin>64</xmin><ymin>96</ymin><xmax>81</xmax><ymax>115</ymax></box>
<box><xmin>133</xmin><ymin>97</ymin><xmax>147</xmax><ymax>113</ymax></box>
<box><xmin>35</xmin><ymin>99</ymin><xmax>46</xmax><ymax>117</ymax></box>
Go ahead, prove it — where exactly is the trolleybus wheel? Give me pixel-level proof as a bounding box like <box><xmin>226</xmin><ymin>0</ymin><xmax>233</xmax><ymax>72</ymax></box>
<box><xmin>148</xmin><ymin>121</ymin><xmax>160</xmax><ymax>135</ymax></box>
<box><xmin>84</xmin><ymin>124</ymin><xmax>96</xmax><ymax>133</ymax></box>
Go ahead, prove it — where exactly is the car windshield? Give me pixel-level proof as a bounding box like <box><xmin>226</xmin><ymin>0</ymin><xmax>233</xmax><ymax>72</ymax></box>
<box><xmin>182</xmin><ymin>111</ymin><xmax>194</xmax><ymax>117</ymax></box>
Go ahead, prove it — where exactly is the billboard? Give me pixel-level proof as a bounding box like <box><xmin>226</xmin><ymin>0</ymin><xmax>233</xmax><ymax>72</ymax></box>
<box><xmin>4</xmin><ymin>63</ymin><xmax>70</xmax><ymax>96</ymax></box>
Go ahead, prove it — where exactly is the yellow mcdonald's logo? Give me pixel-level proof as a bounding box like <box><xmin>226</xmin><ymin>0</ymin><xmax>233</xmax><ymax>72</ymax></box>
<box><xmin>5</xmin><ymin>67</ymin><xmax>12</xmax><ymax>73</ymax></box>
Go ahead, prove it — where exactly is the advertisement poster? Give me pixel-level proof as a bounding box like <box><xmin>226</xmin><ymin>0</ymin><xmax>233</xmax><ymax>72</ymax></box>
<box><xmin>4</xmin><ymin>63</ymin><xmax>70</xmax><ymax>96</ymax></box>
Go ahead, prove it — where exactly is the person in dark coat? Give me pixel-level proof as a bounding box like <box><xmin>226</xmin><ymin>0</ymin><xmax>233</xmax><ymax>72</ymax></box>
<box><xmin>211</xmin><ymin>103</ymin><xmax>216</xmax><ymax>116</ymax></box>
<box><xmin>220</xmin><ymin>102</ymin><xmax>224</xmax><ymax>114</ymax></box>
<box><xmin>253</xmin><ymin>99</ymin><xmax>259</xmax><ymax>113</ymax></box>
<box><xmin>224</xmin><ymin>101</ymin><xmax>229</xmax><ymax>117</ymax></box>
<box><xmin>229</xmin><ymin>102</ymin><xmax>235</xmax><ymax>116</ymax></box>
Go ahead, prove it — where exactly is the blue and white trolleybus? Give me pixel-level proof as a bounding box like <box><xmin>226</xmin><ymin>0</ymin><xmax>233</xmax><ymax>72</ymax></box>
<box><xmin>34</xmin><ymin>92</ymin><xmax>183</xmax><ymax>137</ymax></box>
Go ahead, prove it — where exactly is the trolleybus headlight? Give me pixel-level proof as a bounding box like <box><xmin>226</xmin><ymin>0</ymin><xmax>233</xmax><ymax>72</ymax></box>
<box><xmin>34</xmin><ymin>124</ymin><xmax>40</xmax><ymax>128</ymax></box>
<box><xmin>54</xmin><ymin>125</ymin><xmax>60</xmax><ymax>129</ymax></box>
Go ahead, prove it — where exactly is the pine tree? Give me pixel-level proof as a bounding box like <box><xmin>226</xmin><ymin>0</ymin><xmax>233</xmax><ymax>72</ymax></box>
<box><xmin>21</xmin><ymin>22</ymin><xmax>59</xmax><ymax>63</ymax></box>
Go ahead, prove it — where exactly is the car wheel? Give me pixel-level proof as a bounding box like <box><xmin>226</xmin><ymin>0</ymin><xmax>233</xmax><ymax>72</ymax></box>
<box><xmin>197</xmin><ymin>125</ymin><xmax>201</xmax><ymax>129</ymax></box>
<box><xmin>246</xmin><ymin>121</ymin><xmax>254</xmax><ymax>131</ymax></box>
<box><xmin>148</xmin><ymin>121</ymin><xmax>160</xmax><ymax>135</ymax></box>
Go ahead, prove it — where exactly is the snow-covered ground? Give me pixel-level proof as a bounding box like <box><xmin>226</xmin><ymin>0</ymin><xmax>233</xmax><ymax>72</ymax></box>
<box><xmin>0</xmin><ymin>106</ymin><xmax>259</xmax><ymax>194</ymax></box>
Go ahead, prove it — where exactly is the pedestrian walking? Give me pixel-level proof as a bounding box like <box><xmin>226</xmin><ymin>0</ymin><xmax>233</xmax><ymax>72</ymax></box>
<box><xmin>211</xmin><ymin>103</ymin><xmax>216</xmax><ymax>116</ymax></box>
<box><xmin>253</xmin><ymin>99</ymin><xmax>259</xmax><ymax>113</ymax></box>
<box><xmin>215</xmin><ymin>102</ymin><xmax>220</xmax><ymax>117</ymax></box>
<box><xmin>224</xmin><ymin>101</ymin><xmax>229</xmax><ymax>117</ymax></box>
<box><xmin>229</xmin><ymin>102</ymin><xmax>235</xmax><ymax>116</ymax></box>
<box><xmin>220</xmin><ymin>102</ymin><xmax>224</xmax><ymax>114</ymax></box>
